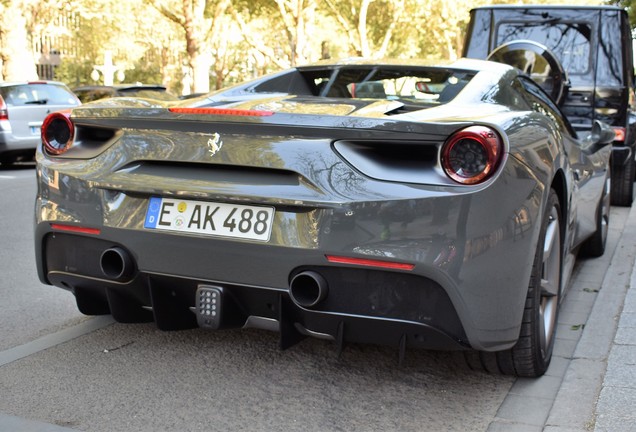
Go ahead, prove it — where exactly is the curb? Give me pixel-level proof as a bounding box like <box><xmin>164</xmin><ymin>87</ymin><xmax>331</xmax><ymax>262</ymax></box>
<box><xmin>546</xmin><ymin>202</ymin><xmax>636</xmax><ymax>430</ymax></box>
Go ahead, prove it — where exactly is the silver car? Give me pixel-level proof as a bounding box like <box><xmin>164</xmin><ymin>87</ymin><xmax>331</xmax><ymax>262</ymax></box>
<box><xmin>0</xmin><ymin>81</ymin><xmax>80</xmax><ymax>164</ymax></box>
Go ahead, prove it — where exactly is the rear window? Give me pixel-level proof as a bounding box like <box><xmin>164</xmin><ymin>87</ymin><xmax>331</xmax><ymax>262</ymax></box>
<box><xmin>294</xmin><ymin>67</ymin><xmax>476</xmax><ymax>105</ymax></box>
<box><xmin>0</xmin><ymin>83</ymin><xmax>78</xmax><ymax>106</ymax></box>
<box><xmin>496</xmin><ymin>22</ymin><xmax>592</xmax><ymax>75</ymax></box>
<box><xmin>74</xmin><ymin>89</ymin><xmax>116</xmax><ymax>103</ymax></box>
<box><xmin>117</xmin><ymin>88</ymin><xmax>178</xmax><ymax>101</ymax></box>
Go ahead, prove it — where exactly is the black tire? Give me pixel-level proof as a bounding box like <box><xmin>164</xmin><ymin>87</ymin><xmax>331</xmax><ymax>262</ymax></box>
<box><xmin>582</xmin><ymin>172</ymin><xmax>611</xmax><ymax>257</ymax></box>
<box><xmin>610</xmin><ymin>155</ymin><xmax>634</xmax><ymax>207</ymax></box>
<box><xmin>465</xmin><ymin>190</ymin><xmax>562</xmax><ymax>377</ymax></box>
<box><xmin>0</xmin><ymin>154</ymin><xmax>16</xmax><ymax>166</ymax></box>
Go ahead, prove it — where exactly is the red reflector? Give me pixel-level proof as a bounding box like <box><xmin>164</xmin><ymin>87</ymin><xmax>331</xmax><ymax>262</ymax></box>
<box><xmin>51</xmin><ymin>224</ymin><xmax>101</xmax><ymax>235</ymax></box>
<box><xmin>612</xmin><ymin>127</ymin><xmax>626</xmax><ymax>142</ymax></box>
<box><xmin>169</xmin><ymin>107</ymin><xmax>274</xmax><ymax>117</ymax></box>
<box><xmin>0</xmin><ymin>95</ymin><xmax>7</xmax><ymax>121</ymax></box>
<box><xmin>325</xmin><ymin>255</ymin><xmax>414</xmax><ymax>271</ymax></box>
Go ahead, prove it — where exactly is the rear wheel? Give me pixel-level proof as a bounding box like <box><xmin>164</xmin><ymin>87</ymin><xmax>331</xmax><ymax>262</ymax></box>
<box><xmin>610</xmin><ymin>154</ymin><xmax>634</xmax><ymax>206</ymax></box>
<box><xmin>582</xmin><ymin>172</ymin><xmax>611</xmax><ymax>257</ymax></box>
<box><xmin>465</xmin><ymin>190</ymin><xmax>562</xmax><ymax>377</ymax></box>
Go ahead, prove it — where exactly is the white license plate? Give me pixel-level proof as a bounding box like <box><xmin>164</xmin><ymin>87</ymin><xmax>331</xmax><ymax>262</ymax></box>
<box><xmin>144</xmin><ymin>197</ymin><xmax>274</xmax><ymax>241</ymax></box>
<box><xmin>30</xmin><ymin>126</ymin><xmax>40</xmax><ymax>135</ymax></box>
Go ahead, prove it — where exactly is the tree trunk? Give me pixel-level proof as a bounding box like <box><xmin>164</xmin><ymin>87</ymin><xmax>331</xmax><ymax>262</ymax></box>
<box><xmin>0</xmin><ymin>4</ymin><xmax>38</xmax><ymax>81</ymax></box>
<box><xmin>181</xmin><ymin>0</ymin><xmax>209</xmax><ymax>94</ymax></box>
<box><xmin>190</xmin><ymin>53</ymin><xmax>211</xmax><ymax>94</ymax></box>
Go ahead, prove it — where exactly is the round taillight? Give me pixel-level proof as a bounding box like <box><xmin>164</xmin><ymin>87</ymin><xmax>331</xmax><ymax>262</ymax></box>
<box><xmin>42</xmin><ymin>111</ymin><xmax>74</xmax><ymax>155</ymax></box>
<box><xmin>441</xmin><ymin>125</ymin><xmax>503</xmax><ymax>185</ymax></box>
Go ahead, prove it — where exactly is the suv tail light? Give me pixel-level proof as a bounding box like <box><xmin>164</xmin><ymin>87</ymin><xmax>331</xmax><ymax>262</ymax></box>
<box><xmin>42</xmin><ymin>110</ymin><xmax>74</xmax><ymax>155</ymax></box>
<box><xmin>441</xmin><ymin>125</ymin><xmax>503</xmax><ymax>185</ymax></box>
<box><xmin>612</xmin><ymin>126</ymin><xmax>626</xmax><ymax>142</ymax></box>
<box><xmin>0</xmin><ymin>95</ymin><xmax>8</xmax><ymax>120</ymax></box>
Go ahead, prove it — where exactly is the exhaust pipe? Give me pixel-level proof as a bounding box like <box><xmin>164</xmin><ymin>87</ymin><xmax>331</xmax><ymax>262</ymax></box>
<box><xmin>289</xmin><ymin>271</ymin><xmax>328</xmax><ymax>308</ymax></box>
<box><xmin>100</xmin><ymin>247</ymin><xmax>134</xmax><ymax>281</ymax></box>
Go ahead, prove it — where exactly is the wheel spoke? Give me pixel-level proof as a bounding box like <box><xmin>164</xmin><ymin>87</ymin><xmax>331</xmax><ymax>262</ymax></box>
<box><xmin>540</xmin><ymin>208</ymin><xmax>561</xmax><ymax>354</ymax></box>
<box><xmin>539</xmin><ymin>300</ymin><xmax>547</xmax><ymax>354</ymax></box>
<box><xmin>543</xmin><ymin>217</ymin><xmax>557</xmax><ymax>258</ymax></box>
<box><xmin>541</xmin><ymin>217</ymin><xmax>560</xmax><ymax>297</ymax></box>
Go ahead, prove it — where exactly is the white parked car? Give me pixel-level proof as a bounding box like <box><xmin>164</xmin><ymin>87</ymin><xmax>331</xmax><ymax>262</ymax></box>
<box><xmin>0</xmin><ymin>81</ymin><xmax>80</xmax><ymax>164</ymax></box>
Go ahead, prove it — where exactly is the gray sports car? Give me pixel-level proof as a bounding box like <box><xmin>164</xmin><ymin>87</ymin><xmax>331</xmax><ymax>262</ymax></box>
<box><xmin>34</xmin><ymin>58</ymin><xmax>613</xmax><ymax>377</ymax></box>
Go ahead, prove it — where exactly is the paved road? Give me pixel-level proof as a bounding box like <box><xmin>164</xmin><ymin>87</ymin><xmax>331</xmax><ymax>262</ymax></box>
<box><xmin>0</xmin><ymin>164</ymin><xmax>630</xmax><ymax>431</ymax></box>
<box><xmin>0</xmin><ymin>164</ymin><xmax>87</xmax><ymax>352</ymax></box>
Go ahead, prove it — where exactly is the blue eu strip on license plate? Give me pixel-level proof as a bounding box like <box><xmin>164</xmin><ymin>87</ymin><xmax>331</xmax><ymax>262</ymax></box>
<box><xmin>144</xmin><ymin>197</ymin><xmax>274</xmax><ymax>241</ymax></box>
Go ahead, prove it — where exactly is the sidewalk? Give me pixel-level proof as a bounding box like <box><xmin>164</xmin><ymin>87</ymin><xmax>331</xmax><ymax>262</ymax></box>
<box><xmin>549</xmin><ymin>201</ymin><xmax>636</xmax><ymax>432</ymax></box>
<box><xmin>594</xmin><ymin>265</ymin><xmax>636</xmax><ymax>430</ymax></box>
<box><xmin>487</xmin><ymin>202</ymin><xmax>636</xmax><ymax>431</ymax></box>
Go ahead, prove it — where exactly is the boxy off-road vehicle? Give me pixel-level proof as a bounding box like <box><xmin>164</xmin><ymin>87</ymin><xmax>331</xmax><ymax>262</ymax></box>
<box><xmin>463</xmin><ymin>5</ymin><xmax>636</xmax><ymax>206</ymax></box>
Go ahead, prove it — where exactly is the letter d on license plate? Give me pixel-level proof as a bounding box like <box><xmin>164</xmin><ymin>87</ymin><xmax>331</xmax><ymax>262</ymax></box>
<box><xmin>144</xmin><ymin>197</ymin><xmax>274</xmax><ymax>241</ymax></box>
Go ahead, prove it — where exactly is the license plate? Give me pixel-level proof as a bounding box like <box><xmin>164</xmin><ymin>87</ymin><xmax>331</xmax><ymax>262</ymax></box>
<box><xmin>144</xmin><ymin>197</ymin><xmax>274</xmax><ymax>241</ymax></box>
<box><xmin>30</xmin><ymin>126</ymin><xmax>40</xmax><ymax>135</ymax></box>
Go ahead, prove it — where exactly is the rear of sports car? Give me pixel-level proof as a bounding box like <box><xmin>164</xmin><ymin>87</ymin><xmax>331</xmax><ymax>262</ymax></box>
<box><xmin>34</xmin><ymin>90</ymin><xmax>547</xmax><ymax>358</ymax></box>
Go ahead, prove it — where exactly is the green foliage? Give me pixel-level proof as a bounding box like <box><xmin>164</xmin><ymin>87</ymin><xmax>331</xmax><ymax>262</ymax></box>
<box><xmin>53</xmin><ymin>60</ymin><xmax>94</xmax><ymax>88</ymax></box>
<box><xmin>2</xmin><ymin>0</ymin><xmax>624</xmax><ymax>91</ymax></box>
<box><xmin>609</xmin><ymin>0</ymin><xmax>636</xmax><ymax>28</ymax></box>
<box><xmin>121</xmin><ymin>64</ymin><xmax>165</xmax><ymax>87</ymax></box>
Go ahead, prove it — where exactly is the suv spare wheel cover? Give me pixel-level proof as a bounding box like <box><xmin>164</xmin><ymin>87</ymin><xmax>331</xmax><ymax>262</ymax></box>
<box><xmin>487</xmin><ymin>40</ymin><xmax>569</xmax><ymax>105</ymax></box>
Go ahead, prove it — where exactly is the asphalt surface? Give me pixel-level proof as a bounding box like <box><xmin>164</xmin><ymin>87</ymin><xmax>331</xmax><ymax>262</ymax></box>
<box><xmin>1</xmin><ymin>164</ymin><xmax>635</xmax><ymax>431</ymax></box>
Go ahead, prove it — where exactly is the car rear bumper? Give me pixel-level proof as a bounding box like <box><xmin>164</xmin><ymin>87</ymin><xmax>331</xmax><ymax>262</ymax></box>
<box><xmin>35</xmin><ymin>182</ymin><xmax>542</xmax><ymax>354</ymax></box>
<box><xmin>0</xmin><ymin>129</ymin><xmax>39</xmax><ymax>154</ymax></box>
<box><xmin>40</xmin><ymin>231</ymin><xmax>470</xmax><ymax>352</ymax></box>
<box><xmin>34</xmin><ymin>137</ymin><xmax>552</xmax><ymax>352</ymax></box>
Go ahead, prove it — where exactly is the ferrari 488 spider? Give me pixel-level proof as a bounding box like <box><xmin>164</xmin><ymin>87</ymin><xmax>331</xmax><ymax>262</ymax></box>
<box><xmin>35</xmin><ymin>58</ymin><xmax>614</xmax><ymax>377</ymax></box>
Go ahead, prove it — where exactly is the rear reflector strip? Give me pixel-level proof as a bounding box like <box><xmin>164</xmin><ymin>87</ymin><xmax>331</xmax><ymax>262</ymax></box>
<box><xmin>50</xmin><ymin>224</ymin><xmax>101</xmax><ymax>235</ymax></box>
<box><xmin>325</xmin><ymin>255</ymin><xmax>414</xmax><ymax>271</ymax></box>
<box><xmin>612</xmin><ymin>127</ymin><xmax>626</xmax><ymax>142</ymax></box>
<box><xmin>169</xmin><ymin>107</ymin><xmax>274</xmax><ymax>117</ymax></box>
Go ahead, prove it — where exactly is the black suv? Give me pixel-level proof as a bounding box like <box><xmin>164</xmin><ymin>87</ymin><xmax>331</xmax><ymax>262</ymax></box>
<box><xmin>463</xmin><ymin>5</ymin><xmax>635</xmax><ymax>205</ymax></box>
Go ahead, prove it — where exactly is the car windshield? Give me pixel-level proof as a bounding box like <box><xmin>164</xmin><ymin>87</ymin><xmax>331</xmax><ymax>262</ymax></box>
<box><xmin>0</xmin><ymin>83</ymin><xmax>78</xmax><ymax>106</ymax></box>
<box><xmin>496</xmin><ymin>22</ymin><xmax>592</xmax><ymax>75</ymax></box>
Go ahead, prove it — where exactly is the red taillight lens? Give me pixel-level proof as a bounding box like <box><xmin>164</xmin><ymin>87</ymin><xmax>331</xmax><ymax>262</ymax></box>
<box><xmin>612</xmin><ymin>126</ymin><xmax>626</xmax><ymax>142</ymax></box>
<box><xmin>441</xmin><ymin>125</ymin><xmax>503</xmax><ymax>185</ymax></box>
<box><xmin>50</xmin><ymin>223</ymin><xmax>100</xmax><ymax>235</ymax></box>
<box><xmin>42</xmin><ymin>110</ymin><xmax>74</xmax><ymax>155</ymax></box>
<box><xmin>325</xmin><ymin>255</ymin><xmax>415</xmax><ymax>271</ymax></box>
<box><xmin>168</xmin><ymin>107</ymin><xmax>274</xmax><ymax>116</ymax></box>
<box><xmin>0</xmin><ymin>95</ymin><xmax>8</xmax><ymax>120</ymax></box>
